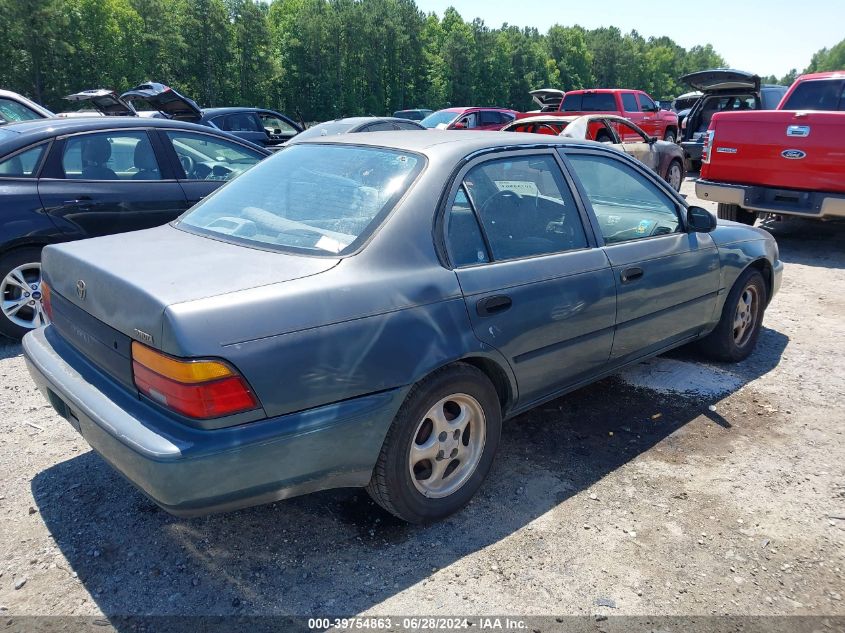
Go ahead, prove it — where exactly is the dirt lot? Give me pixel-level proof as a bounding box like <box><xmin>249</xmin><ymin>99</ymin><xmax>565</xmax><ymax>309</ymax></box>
<box><xmin>0</xmin><ymin>175</ymin><xmax>843</xmax><ymax>629</ymax></box>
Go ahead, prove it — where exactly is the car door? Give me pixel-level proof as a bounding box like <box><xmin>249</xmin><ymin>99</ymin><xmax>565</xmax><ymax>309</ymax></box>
<box><xmin>255</xmin><ymin>110</ymin><xmax>301</xmax><ymax>145</ymax></box>
<box><xmin>561</xmin><ymin>148</ymin><xmax>720</xmax><ymax>362</ymax></box>
<box><xmin>612</xmin><ymin>119</ymin><xmax>660</xmax><ymax>172</ymax></box>
<box><xmin>215</xmin><ymin>112</ymin><xmax>270</xmax><ymax>147</ymax></box>
<box><xmin>156</xmin><ymin>129</ymin><xmax>266</xmax><ymax>205</ymax></box>
<box><xmin>636</xmin><ymin>92</ymin><xmax>659</xmax><ymax>136</ymax></box>
<box><xmin>444</xmin><ymin>150</ymin><xmax>617</xmax><ymax>407</ymax></box>
<box><xmin>36</xmin><ymin>129</ymin><xmax>188</xmax><ymax>239</ymax></box>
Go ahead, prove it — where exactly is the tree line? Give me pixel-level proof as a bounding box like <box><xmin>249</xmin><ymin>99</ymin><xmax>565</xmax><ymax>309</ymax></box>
<box><xmin>2</xmin><ymin>0</ymin><xmax>840</xmax><ymax>122</ymax></box>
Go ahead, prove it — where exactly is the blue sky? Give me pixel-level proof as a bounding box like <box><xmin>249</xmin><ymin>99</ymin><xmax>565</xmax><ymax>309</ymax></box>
<box><xmin>414</xmin><ymin>0</ymin><xmax>841</xmax><ymax>78</ymax></box>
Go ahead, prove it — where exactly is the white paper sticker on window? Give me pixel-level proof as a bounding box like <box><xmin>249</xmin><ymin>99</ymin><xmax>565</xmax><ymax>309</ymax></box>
<box><xmin>494</xmin><ymin>180</ymin><xmax>539</xmax><ymax>196</ymax></box>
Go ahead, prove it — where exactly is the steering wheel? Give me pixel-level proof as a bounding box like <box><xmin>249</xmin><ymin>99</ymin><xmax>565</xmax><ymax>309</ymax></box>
<box><xmin>480</xmin><ymin>189</ymin><xmax>522</xmax><ymax>214</ymax></box>
<box><xmin>179</xmin><ymin>154</ymin><xmax>196</xmax><ymax>178</ymax></box>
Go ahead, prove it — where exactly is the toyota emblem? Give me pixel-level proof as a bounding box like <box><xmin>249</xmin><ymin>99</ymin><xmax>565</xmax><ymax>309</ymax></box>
<box><xmin>76</xmin><ymin>280</ymin><xmax>86</xmax><ymax>300</ymax></box>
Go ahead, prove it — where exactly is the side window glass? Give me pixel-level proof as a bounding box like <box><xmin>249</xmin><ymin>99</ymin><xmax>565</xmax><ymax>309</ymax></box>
<box><xmin>621</xmin><ymin>93</ymin><xmax>639</xmax><ymax>112</ymax></box>
<box><xmin>0</xmin><ymin>144</ymin><xmax>47</xmax><ymax>177</ymax></box>
<box><xmin>394</xmin><ymin>121</ymin><xmax>422</xmax><ymax>130</ymax></box>
<box><xmin>464</xmin><ymin>155</ymin><xmax>588</xmax><ymax>261</ymax></box>
<box><xmin>567</xmin><ymin>153</ymin><xmax>680</xmax><ymax>244</ymax></box>
<box><xmin>224</xmin><ymin>113</ymin><xmax>263</xmax><ymax>132</ymax></box>
<box><xmin>258</xmin><ymin>113</ymin><xmax>297</xmax><ymax>134</ymax></box>
<box><xmin>0</xmin><ymin>98</ymin><xmax>42</xmax><ymax>123</ymax></box>
<box><xmin>61</xmin><ymin>131</ymin><xmax>160</xmax><ymax>180</ymax></box>
<box><xmin>639</xmin><ymin>94</ymin><xmax>656</xmax><ymax>112</ymax></box>
<box><xmin>364</xmin><ymin>122</ymin><xmax>394</xmax><ymax>132</ymax></box>
<box><xmin>446</xmin><ymin>187</ymin><xmax>489</xmax><ymax>267</ymax></box>
<box><xmin>165</xmin><ymin>131</ymin><xmax>263</xmax><ymax>181</ymax></box>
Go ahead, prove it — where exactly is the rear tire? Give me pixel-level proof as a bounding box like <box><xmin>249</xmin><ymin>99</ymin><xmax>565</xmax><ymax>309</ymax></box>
<box><xmin>666</xmin><ymin>159</ymin><xmax>684</xmax><ymax>191</ymax></box>
<box><xmin>366</xmin><ymin>363</ymin><xmax>502</xmax><ymax>524</ymax></box>
<box><xmin>595</xmin><ymin>131</ymin><xmax>613</xmax><ymax>144</ymax></box>
<box><xmin>697</xmin><ymin>268</ymin><xmax>767</xmax><ymax>362</ymax></box>
<box><xmin>0</xmin><ymin>247</ymin><xmax>47</xmax><ymax>340</ymax></box>
<box><xmin>717</xmin><ymin>203</ymin><xmax>757</xmax><ymax>226</ymax></box>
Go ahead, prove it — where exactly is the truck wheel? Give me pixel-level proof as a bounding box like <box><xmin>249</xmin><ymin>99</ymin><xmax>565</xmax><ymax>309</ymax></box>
<box><xmin>717</xmin><ymin>203</ymin><xmax>757</xmax><ymax>226</ymax></box>
<box><xmin>664</xmin><ymin>129</ymin><xmax>677</xmax><ymax>143</ymax></box>
<box><xmin>697</xmin><ymin>267</ymin><xmax>767</xmax><ymax>362</ymax></box>
<box><xmin>366</xmin><ymin>363</ymin><xmax>502</xmax><ymax>523</ymax></box>
<box><xmin>0</xmin><ymin>247</ymin><xmax>47</xmax><ymax>340</ymax></box>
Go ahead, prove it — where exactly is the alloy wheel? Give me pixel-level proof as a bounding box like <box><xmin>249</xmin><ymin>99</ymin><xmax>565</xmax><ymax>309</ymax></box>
<box><xmin>408</xmin><ymin>393</ymin><xmax>487</xmax><ymax>499</ymax></box>
<box><xmin>1</xmin><ymin>262</ymin><xmax>48</xmax><ymax>330</ymax></box>
<box><xmin>733</xmin><ymin>284</ymin><xmax>759</xmax><ymax>347</ymax></box>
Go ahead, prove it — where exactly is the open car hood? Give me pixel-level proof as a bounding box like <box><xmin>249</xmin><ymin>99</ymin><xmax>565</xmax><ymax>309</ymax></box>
<box><xmin>530</xmin><ymin>88</ymin><xmax>566</xmax><ymax>109</ymax></box>
<box><xmin>120</xmin><ymin>82</ymin><xmax>202</xmax><ymax>121</ymax></box>
<box><xmin>680</xmin><ymin>69</ymin><xmax>760</xmax><ymax>92</ymax></box>
<box><xmin>64</xmin><ymin>89</ymin><xmax>137</xmax><ymax>116</ymax></box>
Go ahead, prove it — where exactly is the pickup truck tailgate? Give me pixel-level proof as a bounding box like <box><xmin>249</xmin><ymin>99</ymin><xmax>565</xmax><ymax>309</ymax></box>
<box><xmin>704</xmin><ymin>110</ymin><xmax>845</xmax><ymax>193</ymax></box>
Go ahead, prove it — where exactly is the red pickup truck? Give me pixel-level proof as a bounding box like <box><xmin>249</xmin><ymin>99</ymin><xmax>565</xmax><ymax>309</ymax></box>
<box><xmin>696</xmin><ymin>72</ymin><xmax>845</xmax><ymax>224</ymax></box>
<box><xmin>545</xmin><ymin>89</ymin><xmax>680</xmax><ymax>142</ymax></box>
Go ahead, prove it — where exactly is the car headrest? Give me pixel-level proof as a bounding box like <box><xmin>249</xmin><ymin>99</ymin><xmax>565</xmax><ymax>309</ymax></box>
<box><xmin>82</xmin><ymin>137</ymin><xmax>112</xmax><ymax>165</ymax></box>
<box><xmin>134</xmin><ymin>138</ymin><xmax>157</xmax><ymax>171</ymax></box>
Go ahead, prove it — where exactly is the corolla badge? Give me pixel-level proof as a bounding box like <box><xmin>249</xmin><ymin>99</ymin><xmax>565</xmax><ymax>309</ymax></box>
<box><xmin>75</xmin><ymin>280</ymin><xmax>86</xmax><ymax>300</ymax></box>
<box><xmin>781</xmin><ymin>149</ymin><xmax>806</xmax><ymax>160</ymax></box>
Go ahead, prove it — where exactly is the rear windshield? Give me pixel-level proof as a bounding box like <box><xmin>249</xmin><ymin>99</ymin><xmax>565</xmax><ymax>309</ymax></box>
<box><xmin>420</xmin><ymin>110</ymin><xmax>459</xmax><ymax>128</ymax></box>
<box><xmin>562</xmin><ymin>93</ymin><xmax>617</xmax><ymax>112</ymax></box>
<box><xmin>782</xmin><ymin>79</ymin><xmax>845</xmax><ymax>111</ymax></box>
<box><xmin>178</xmin><ymin>144</ymin><xmax>424</xmax><ymax>256</ymax></box>
<box><xmin>292</xmin><ymin>121</ymin><xmax>357</xmax><ymax>141</ymax></box>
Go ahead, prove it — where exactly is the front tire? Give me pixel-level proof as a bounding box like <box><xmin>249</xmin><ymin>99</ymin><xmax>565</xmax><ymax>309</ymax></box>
<box><xmin>366</xmin><ymin>363</ymin><xmax>502</xmax><ymax>523</ymax></box>
<box><xmin>0</xmin><ymin>247</ymin><xmax>47</xmax><ymax>340</ymax></box>
<box><xmin>717</xmin><ymin>203</ymin><xmax>757</xmax><ymax>226</ymax></box>
<box><xmin>664</xmin><ymin>128</ymin><xmax>677</xmax><ymax>144</ymax></box>
<box><xmin>698</xmin><ymin>268</ymin><xmax>767</xmax><ymax>362</ymax></box>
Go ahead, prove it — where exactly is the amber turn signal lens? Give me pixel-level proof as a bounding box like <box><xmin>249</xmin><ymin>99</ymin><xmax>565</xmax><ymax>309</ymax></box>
<box><xmin>41</xmin><ymin>281</ymin><xmax>53</xmax><ymax>322</ymax></box>
<box><xmin>131</xmin><ymin>341</ymin><xmax>233</xmax><ymax>383</ymax></box>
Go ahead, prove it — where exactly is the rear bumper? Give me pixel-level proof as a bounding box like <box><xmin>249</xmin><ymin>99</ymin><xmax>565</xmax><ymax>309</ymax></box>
<box><xmin>696</xmin><ymin>180</ymin><xmax>845</xmax><ymax>220</ymax></box>
<box><xmin>23</xmin><ymin>326</ymin><xmax>404</xmax><ymax>516</ymax></box>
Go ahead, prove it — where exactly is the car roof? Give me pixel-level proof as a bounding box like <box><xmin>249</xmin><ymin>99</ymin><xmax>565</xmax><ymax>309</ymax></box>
<box><xmin>565</xmin><ymin>89</ymin><xmax>635</xmax><ymax>94</ymax></box>
<box><xmin>201</xmin><ymin>106</ymin><xmax>283</xmax><ymax>116</ymax></box>
<box><xmin>295</xmin><ymin>129</ymin><xmax>592</xmax><ymax>163</ymax></box>
<box><xmin>796</xmin><ymin>72</ymin><xmax>845</xmax><ymax>81</ymax></box>
<box><xmin>0</xmin><ymin>116</ymin><xmax>270</xmax><ymax>154</ymax></box>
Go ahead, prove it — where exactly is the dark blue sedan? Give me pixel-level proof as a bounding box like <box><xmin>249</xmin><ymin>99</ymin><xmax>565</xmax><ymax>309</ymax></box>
<box><xmin>23</xmin><ymin>131</ymin><xmax>782</xmax><ymax>523</ymax></box>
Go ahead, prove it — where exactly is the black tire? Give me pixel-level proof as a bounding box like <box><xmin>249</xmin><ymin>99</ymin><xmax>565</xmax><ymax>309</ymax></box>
<box><xmin>664</xmin><ymin>128</ymin><xmax>677</xmax><ymax>144</ymax></box>
<box><xmin>595</xmin><ymin>131</ymin><xmax>613</xmax><ymax>144</ymax></box>
<box><xmin>666</xmin><ymin>159</ymin><xmax>684</xmax><ymax>191</ymax></box>
<box><xmin>366</xmin><ymin>363</ymin><xmax>502</xmax><ymax>524</ymax></box>
<box><xmin>717</xmin><ymin>203</ymin><xmax>757</xmax><ymax>226</ymax></box>
<box><xmin>697</xmin><ymin>268</ymin><xmax>767</xmax><ymax>362</ymax></box>
<box><xmin>0</xmin><ymin>247</ymin><xmax>45</xmax><ymax>340</ymax></box>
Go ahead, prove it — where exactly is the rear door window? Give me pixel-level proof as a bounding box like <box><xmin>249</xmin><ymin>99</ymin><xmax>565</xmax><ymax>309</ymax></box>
<box><xmin>460</xmin><ymin>155</ymin><xmax>588</xmax><ymax>261</ymax></box>
<box><xmin>782</xmin><ymin>79</ymin><xmax>845</xmax><ymax>111</ymax></box>
<box><xmin>580</xmin><ymin>93</ymin><xmax>616</xmax><ymax>111</ymax></box>
<box><xmin>0</xmin><ymin>143</ymin><xmax>48</xmax><ymax>177</ymax></box>
<box><xmin>60</xmin><ymin>131</ymin><xmax>162</xmax><ymax>180</ymax></box>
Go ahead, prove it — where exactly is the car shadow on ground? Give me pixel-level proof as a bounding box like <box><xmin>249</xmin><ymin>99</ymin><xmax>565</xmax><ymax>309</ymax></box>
<box><xmin>31</xmin><ymin>326</ymin><xmax>788</xmax><ymax>624</ymax></box>
<box><xmin>759</xmin><ymin>216</ymin><xmax>845</xmax><ymax>270</ymax></box>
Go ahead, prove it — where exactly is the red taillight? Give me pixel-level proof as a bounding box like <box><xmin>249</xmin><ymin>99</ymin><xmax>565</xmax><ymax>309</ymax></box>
<box><xmin>131</xmin><ymin>342</ymin><xmax>259</xmax><ymax>419</ymax></box>
<box><xmin>702</xmin><ymin>129</ymin><xmax>715</xmax><ymax>164</ymax></box>
<box><xmin>41</xmin><ymin>281</ymin><xmax>53</xmax><ymax>321</ymax></box>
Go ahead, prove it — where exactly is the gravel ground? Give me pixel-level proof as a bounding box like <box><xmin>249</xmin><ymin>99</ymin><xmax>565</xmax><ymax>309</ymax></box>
<box><xmin>0</xmin><ymin>175</ymin><xmax>843</xmax><ymax>628</ymax></box>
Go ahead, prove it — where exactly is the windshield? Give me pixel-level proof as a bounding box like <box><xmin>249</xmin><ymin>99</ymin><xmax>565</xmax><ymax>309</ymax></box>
<box><xmin>420</xmin><ymin>110</ymin><xmax>459</xmax><ymax>128</ymax></box>
<box><xmin>782</xmin><ymin>79</ymin><xmax>845</xmax><ymax>111</ymax></box>
<box><xmin>178</xmin><ymin>144</ymin><xmax>423</xmax><ymax>255</ymax></box>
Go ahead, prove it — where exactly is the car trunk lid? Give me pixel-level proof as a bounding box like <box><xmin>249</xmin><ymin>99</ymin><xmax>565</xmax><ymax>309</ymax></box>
<box><xmin>120</xmin><ymin>83</ymin><xmax>202</xmax><ymax>122</ymax></box>
<box><xmin>63</xmin><ymin>89</ymin><xmax>137</xmax><ymax>116</ymax></box>
<box><xmin>681</xmin><ymin>69</ymin><xmax>760</xmax><ymax>93</ymax></box>
<box><xmin>43</xmin><ymin>224</ymin><xmax>339</xmax><ymax>360</ymax></box>
<box><xmin>529</xmin><ymin>88</ymin><xmax>566</xmax><ymax>111</ymax></box>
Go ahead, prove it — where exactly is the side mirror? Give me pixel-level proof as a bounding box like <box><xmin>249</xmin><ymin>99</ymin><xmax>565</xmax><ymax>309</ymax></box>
<box><xmin>647</xmin><ymin>136</ymin><xmax>657</xmax><ymax>145</ymax></box>
<box><xmin>453</xmin><ymin>120</ymin><xmax>467</xmax><ymax>130</ymax></box>
<box><xmin>687</xmin><ymin>206</ymin><xmax>717</xmax><ymax>232</ymax></box>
